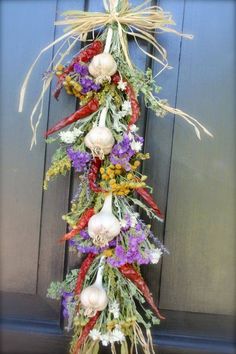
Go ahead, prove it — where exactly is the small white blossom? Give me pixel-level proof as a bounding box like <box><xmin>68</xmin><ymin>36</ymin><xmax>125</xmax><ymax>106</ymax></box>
<box><xmin>100</xmin><ymin>333</ymin><xmax>110</xmax><ymax>346</ymax></box>
<box><xmin>59</xmin><ymin>127</ymin><xmax>82</xmax><ymax>144</ymax></box>
<box><xmin>130</xmin><ymin>215</ymin><xmax>137</xmax><ymax>228</ymax></box>
<box><xmin>117</xmin><ymin>110</ymin><xmax>127</xmax><ymax>119</ymax></box>
<box><xmin>89</xmin><ymin>329</ymin><xmax>101</xmax><ymax>341</ymax></box>
<box><xmin>109</xmin><ymin>301</ymin><xmax>120</xmax><ymax>319</ymax></box>
<box><xmin>130</xmin><ymin>140</ymin><xmax>143</xmax><ymax>152</ymax></box>
<box><xmin>120</xmin><ymin>219</ymin><xmax>127</xmax><ymax>228</ymax></box>
<box><xmin>110</xmin><ymin>327</ymin><xmax>125</xmax><ymax>343</ymax></box>
<box><xmin>117</xmin><ymin>79</ymin><xmax>127</xmax><ymax>91</ymax></box>
<box><xmin>121</xmin><ymin>100</ymin><xmax>132</xmax><ymax>113</ymax></box>
<box><xmin>59</xmin><ymin>131</ymin><xmax>75</xmax><ymax>144</ymax></box>
<box><xmin>73</xmin><ymin>127</ymin><xmax>82</xmax><ymax>137</ymax></box>
<box><xmin>149</xmin><ymin>248</ymin><xmax>162</xmax><ymax>264</ymax></box>
<box><xmin>130</xmin><ymin>124</ymin><xmax>139</xmax><ymax>133</ymax></box>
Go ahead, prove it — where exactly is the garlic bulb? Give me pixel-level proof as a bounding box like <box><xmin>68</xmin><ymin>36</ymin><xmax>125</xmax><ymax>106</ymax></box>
<box><xmin>88</xmin><ymin>194</ymin><xmax>120</xmax><ymax>247</ymax></box>
<box><xmin>88</xmin><ymin>53</ymin><xmax>117</xmax><ymax>83</ymax></box>
<box><xmin>80</xmin><ymin>258</ymin><xmax>108</xmax><ymax>317</ymax></box>
<box><xmin>84</xmin><ymin>107</ymin><xmax>114</xmax><ymax>159</ymax></box>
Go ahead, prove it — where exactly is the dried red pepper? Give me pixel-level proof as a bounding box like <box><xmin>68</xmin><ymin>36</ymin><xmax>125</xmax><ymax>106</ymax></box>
<box><xmin>74</xmin><ymin>253</ymin><xmax>97</xmax><ymax>295</ymax></box>
<box><xmin>59</xmin><ymin>208</ymin><xmax>95</xmax><ymax>242</ymax></box>
<box><xmin>136</xmin><ymin>187</ymin><xmax>164</xmax><ymax>220</ymax></box>
<box><xmin>44</xmin><ymin>98</ymin><xmax>99</xmax><ymax>138</ymax></box>
<box><xmin>72</xmin><ymin>311</ymin><xmax>101</xmax><ymax>354</ymax></box>
<box><xmin>112</xmin><ymin>73</ymin><xmax>140</xmax><ymax>128</ymax></box>
<box><xmin>119</xmin><ymin>263</ymin><xmax>165</xmax><ymax>320</ymax></box>
<box><xmin>53</xmin><ymin>40</ymin><xmax>103</xmax><ymax>99</ymax></box>
<box><xmin>88</xmin><ymin>157</ymin><xmax>105</xmax><ymax>193</ymax></box>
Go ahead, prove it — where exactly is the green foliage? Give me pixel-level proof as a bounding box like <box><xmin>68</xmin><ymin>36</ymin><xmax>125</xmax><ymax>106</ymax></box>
<box><xmin>47</xmin><ymin>269</ymin><xmax>79</xmax><ymax>300</ymax></box>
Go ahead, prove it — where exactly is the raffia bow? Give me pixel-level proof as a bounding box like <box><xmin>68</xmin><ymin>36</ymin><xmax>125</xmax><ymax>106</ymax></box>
<box><xmin>19</xmin><ymin>0</ymin><xmax>212</xmax><ymax>148</ymax></box>
<box><xmin>56</xmin><ymin>0</ymin><xmax>192</xmax><ymax>69</ymax></box>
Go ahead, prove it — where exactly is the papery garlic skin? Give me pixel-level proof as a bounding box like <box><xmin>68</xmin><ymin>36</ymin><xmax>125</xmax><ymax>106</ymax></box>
<box><xmin>80</xmin><ymin>257</ymin><xmax>108</xmax><ymax>317</ymax></box>
<box><xmin>80</xmin><ymin>284</ymin><xmax>108</xmax><ymax>317</ymax></box>
<box><xmin>84</xmin><ymin>106</ymin><xmax>115</xmax><ymax>159</ymax></box>
<box><xmin>88</xmin><ymin>53</ymin><xmax>117</xmax><ymax>83</ymax></box>
<box><xmin>84</xmin><ymin>126</ymin><xmax>114</xmax><ymax>159</ymax></box>
<box><xmin>88</xmin><ymin>194</ymin><xmax>121</xmax><ymax>247</ymax></box>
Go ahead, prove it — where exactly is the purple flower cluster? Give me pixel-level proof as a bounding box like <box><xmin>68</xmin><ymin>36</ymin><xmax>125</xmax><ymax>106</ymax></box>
<box><xmin>62</xmin><ymin>291</ymin><xmax>74</xmax><ymax>318</ymax></box>
<box><xmin>107</xmin><ymin>231</ymin><xmax>150</xmax><ymax>267</ymax></box>
<box><xmin>74</xmin><ymin>63</ymin><xmax>89</xmax><ymax>76</ymax></box>
<box><xmin>73</xmin><ymin>63</ymin><xmax>101</xmax><ymax>94</ymax></box>
<box><xmin>110</xmin><ymin>133</ymin><xmax>144</xmax><ymax>170</ymax></box>
<box><xmin>110</xmin><ymin>133</ymin><xmax>135</xmax><ymax>170</ymax></box>
<box><xmin>67</xmin><ymin>148</ymin><xmax>91</xmax><ymax>172</ymax></box>
<box><xmin>80</xmin><ymin>77</ymin><xmax>100</xmax><ymax>94</ymax></box>
<box><xmin>68</xmin><ymin>229</ymin><xmax>118</xmax><ymax>255</ymax></box>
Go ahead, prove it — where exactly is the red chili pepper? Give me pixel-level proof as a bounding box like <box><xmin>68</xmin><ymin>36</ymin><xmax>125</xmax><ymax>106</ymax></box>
<box><xmin>53</xmin><ymin>41</ymin><xmax>103</xmax><ymax>99</ymax></box>
<box><xmin>44</xmin><ymin>98</ymin><xmax>99</xmax><ymax>138</ymax></box>
<box><xmin>88</xmin><ymin>157</ymin><xmax>105</xmax><ymax>193</ymax></box>
<box><xmin>136</xmin><ymin>187</ymin><xmax>164</xmax><ymax>220</ymax></box>
<box><xmin>72</xmin><ymin>311</ymin><xmax>101</xmax><ymax>354</ymax></box>
<box><xmin>59</xmin><ymin>208</ymin><xmax>95</xmax><ymax>243</ymax></box>
<box><xmin>119</xmin><ymin>263</ymin><xmax>165</xmax><ymax>320</ymax></box>
<box><xmin>112</xmin><ymin>73</ymin><xmax>140</xmax><ymax>128</ymax></box>
<box><xmin>74</xmin><ymin>253</ymin><xmax>97</xmax><ymax>295</ymax></box>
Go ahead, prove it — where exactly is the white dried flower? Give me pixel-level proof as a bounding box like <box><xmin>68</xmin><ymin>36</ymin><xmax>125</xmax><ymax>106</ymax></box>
<box><xmin>59</xmin><ymin>127</ymin><xmax>82</xmax><ymax>144</ymax></box>
<box><xmin>99</xmin><ymin>327</ymin><xmax>125</xmax><ymax>346</ymax></box>
<box><xmin>100</xmin><ymin>333</ymin><xmax>110</xmax><ymax>346</ymax></box>
<box><xmin>117</xmin><ymin>79</ymin><xmax>127</xmax><ymax>91</ymax></box>
<box><xmin>129</xmin><ymin>124</ymin><xmax>139</xmax><ymax>133</ymax></box>
<box><xmin>59</xmin><ymin>131</ymin><xmax>75</xmax><ymax>144</ymax></box>
<box><xmin>110</xmin><ymin>327</ymin><xmax>125</xmax><ymax>343</ymax></box>
<box><xmin>130</xmin><ymin>215</ymin><xmax>137</xmax><ymax>227</ymax></box>
<box><xmin>130</xmin><ymin>140</ymin><xmax>143</xmax><ymax>152</ymax></box>
<box><xmin>120</xmin><ymin>219</ymin><xmax>127</xmax><ymax>228</ymax></box>
<box><xmin>73</xmin><ymin>127</ymin><xmax>82</xmax><ymax>137</ymax></box>
<box><xmin>121</xmin><ymin>100</ymin><xmax>132</xmax><ymax>113</ymax></box>
<box><xmin>89</xmin><ymin>329</ymin><xmax>101</xmax><ymax>341</ymax></box>
<box><xmin>109</xmin><ymin>301</ymin><xmax>120</xmax><ymax>319</ymax></box>
<box><xmin>149</xmin><ymin>248</ymin><xmax>162</xmax><ymax>264</ymax></box>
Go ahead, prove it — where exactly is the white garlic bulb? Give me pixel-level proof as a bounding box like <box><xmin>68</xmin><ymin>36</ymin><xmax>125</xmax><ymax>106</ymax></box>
<box><xmin>84</xmin><ymin>126</ymin><xmax>114</xmax><ymax>159</ymax></box>
<box><xmin>88</xmin><ymin>194</ymin><xmax>120</xmax><ymax>247</ymax></box>
<box><xmin>80</xmin><ymin>259</ymin><xmax>108</xmax><ymax>317</ymax></box>
<box><xmin>88</xmin><ymin>53</ymin><xmax>117</xmax><ymax>83</ymax></box>
<box><xmin>84</xmin><ymin>107</ymin><xmax>114</xmax><ymax>159</ymax></box>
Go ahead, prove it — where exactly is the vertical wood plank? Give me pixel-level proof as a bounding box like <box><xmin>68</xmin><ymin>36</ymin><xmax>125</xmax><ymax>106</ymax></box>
<box><xmin>160</xmin><ymin>0</ymin><xmax>236</xmax><ymax>315</ymax></box>
<box><xmin>37</xmin><ymin>0</ymin><xmax>86</xmax><ymax>307</ymax></box>
<box><xmin>141</xmin><ymin>0</ymin><xmax>185</xmax><ymax>300</ymax></box>
<box><xmin>0</xmin><ymin>0</ymin><xmax>57</xmax><ymax>294</ymax></box>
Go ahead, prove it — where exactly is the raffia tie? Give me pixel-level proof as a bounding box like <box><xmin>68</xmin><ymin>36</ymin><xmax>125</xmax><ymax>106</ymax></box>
<box><xmin>18</xmin><ymin>0</ymin><xmax>213</xmax><ymax>147</ymax></box>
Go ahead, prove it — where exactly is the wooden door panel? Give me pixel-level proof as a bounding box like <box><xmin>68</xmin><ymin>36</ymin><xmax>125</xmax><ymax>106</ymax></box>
<box><xmin>0</xmin><ymin>0</ymin><xmax>235</xmax><ymax>353</ymax></box>
<box><xmin>0</xmin><ymin>0</ymin><xmax>57</xmax><ymax>295</ymax></box>
<box><xmin>159</xmin><ymin>0</ymin><xmax>236</xmax><ymax>315</ymax></box>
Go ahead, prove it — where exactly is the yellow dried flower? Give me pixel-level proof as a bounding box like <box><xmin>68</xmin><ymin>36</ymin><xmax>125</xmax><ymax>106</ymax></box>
<box><xmin>43</xmin><ymin>156</ymin><xmax>71</xmax><ymax>190</ymax></box>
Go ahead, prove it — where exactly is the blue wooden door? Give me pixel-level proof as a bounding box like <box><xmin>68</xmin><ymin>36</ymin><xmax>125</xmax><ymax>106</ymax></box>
<box><xmin>0</xmin><ymin>1</ymin><xmax>235</xmax><ymax>353</ymax></box>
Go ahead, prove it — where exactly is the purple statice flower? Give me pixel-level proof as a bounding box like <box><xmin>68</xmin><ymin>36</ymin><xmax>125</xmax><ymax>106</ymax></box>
<box><xmin>91</xmin><ymin>82</ymin><xmax>101</xmax><ymax>91</ymax></box>
<box><xmin>110</xmin><ymin>133</ymin><xmax>135</xmax><ymax>170</ymax></box>
<box><xmin>68</xmin><ymin>239</ymin><xmax>76</xmax><ymax>247</ymax></box>
<box><xmin>76</xmin><ymin>245</ymin><xmax>100</xmax><ymax>254</ymax></box>
<box><xmin>67</xmin><ymin>148</ymin><xmax>91</xmax><ymax>172</ymax></box>
<box><xmin>107</xmin><ymin>232</ymin><xmax>150</xmax><ymax>267</ymax></box>
<box><xmin>80</xmin><ymin>229</ymin><xmax>90</xmax><ymax>240</ymax></box>
<box><xmin>79</xmin><ymin>77</ymin><xmax>101</xmax><ymax>94</ymax></box>
<box><xmin>74</xmin><ymin>63</ymin><xmax>89</xmax><ymax>76</ymax></box>
<box><xmin>137</xmin><ymin>218</ymin><xmax>169</xmax><ymax>254</ymax></box>
<box><xmin>62</xmin><ymin>291</ymin><xmax>74</xmax><ymax>319</ymax></box>
<box><xmin>135</xmin><ymin>222</ymin><xmax>142</xmax><ymax>232</ymax></box>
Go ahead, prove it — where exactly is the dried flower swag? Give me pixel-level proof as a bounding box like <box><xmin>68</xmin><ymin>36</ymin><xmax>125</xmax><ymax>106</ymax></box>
<box><xmin>19</xmin><ymin>1</ymin><xmax>212</xmax><ymax>353</ymax></box>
